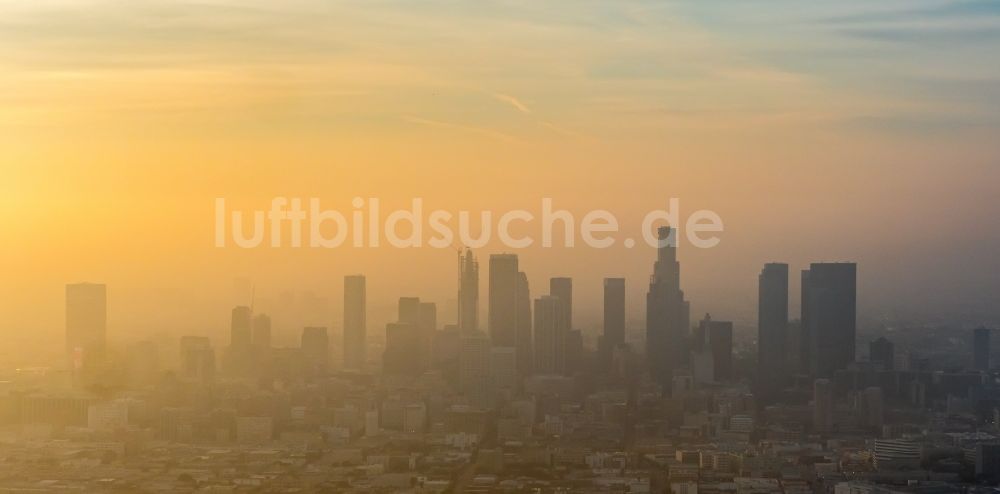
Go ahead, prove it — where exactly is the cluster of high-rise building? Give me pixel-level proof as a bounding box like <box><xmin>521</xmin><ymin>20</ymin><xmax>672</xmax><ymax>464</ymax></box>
<box><xmin>24</xmin><ymin>240</ymin><xmax>1000</xmax><ymax>493</ymax></box>
<box><xmin>61</xmin><ymin>232</ymin><xmax>864</xmax><ymax>407</ymax></box>
<box><xmin>755</xmin><ymin>261</ymin><xmax>859</xmax><ymax>403</ymax></box>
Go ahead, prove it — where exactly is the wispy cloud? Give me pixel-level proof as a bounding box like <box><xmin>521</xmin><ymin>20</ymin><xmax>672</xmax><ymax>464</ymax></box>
<box><xmin>401</xmin><ymin>114</ymin><xmax>518</xmax><ymax>143</ymax></box>
<box><xmin>490</xmin><ymin>92</ymin><xmax>531</xmax><ymax>114</ymax></box>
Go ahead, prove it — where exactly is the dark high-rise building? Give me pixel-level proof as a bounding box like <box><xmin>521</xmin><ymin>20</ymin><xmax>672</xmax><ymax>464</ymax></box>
<box><xmin>758</xmin><ymin>263</ymin><xmax>789</xmax><ymax>400</ymax></box>
<box><xmin>534</xmin><ymin>295</ymin><xmax>567</xmax><ymax>375</ymax></box>
<box><xmin>418</xmin><ymin>301</ymin><xmax>437</xmax><ymax>369</ymax></box>
<box><xmin>550</xmin><ymin>277</ymin><xmax>573</xmax><ymax>331</ymax></box>
<box><xmin>801</xmin><ymin>263</ymin><xmax>857</xmax><ymax>377</ymax></box>
<box><xmin>458</xmin><ymin>332</ymin><xmax>492</xmax><ymax>406</ymax></box>
<box><xmin>458</xmin><ymin>249</ymin><xmax>479</xmax><ymax>333</ymax></box>
<box><xmin>393</xmin><ymin>297</ymin><xmax>435</xmax><ymax>371</ymax></box>
<box><xmin>645</xmin><ymin>226</ymin><xmax>690</xmax><ymax>391</ymax></box>
<box><xmin>384</xmin><ymin>322</ymin><xmax>419</xmax><ymax>375</ymax></box>
<box><xmin>419</xmin><ymin>302</ymin><xmax>437</xmax><ymax>334</ymax></box>
<box><xmin>252</xmin><ymin>313</ymin><xmax>272</xmax><ymax>349</ymax></box>
<box><xmin>343</xmin><ymin>275</ymin><xmax>366</xmax><ymax>371</ymax></box>
<box><xmin>488</xmin><ymin>255</ymin><xmax>531</xmax><ymax>375</ymax></box>
<box><xmin>230</xmin><ymin>306</ymin><xmax>253</xmax><ymax>348</ymax></box>
<box><xmin>973</xmin><ymin>327</ymin><xmax>991</xmax><ymax>371</ymax></box>
<box><xmin>489</xmin><ymin>254</ymin><xmax>519</xmax><ymax>348</ymax></box>
<box><xmin>602</xmin><ymin>278</ymin><xmax>627</xmax><ymax>370</ymax></box>
<box><xmin>870</xmin><ymin>337</ymin><xmax>894</xmax><ymax>371</ymax></box>
<box><xmin>432</xmin><ymin>324</ymin><xmax>461</xmax><ymax>372</ymax></box>
<box><xmin>786</xmin><ymin>319</ymin><xmax>803</xmax><ymax>376</ymax></box>
<box><xmin>699</xmin><ymin>314</ymin><xmax>733</xmax><ymax>382</ymax></box>
<box><xmin>65</xmin><ymin>282</ymin><xmax>107</xmax><ymax>370</ymax></box>
<box><xmin>549</xmin><ymin>277</ymin><xmax>572</xmax><ymax>374</ymax></box>
<box><xmin>799</xmin><ymin>269</ymin><xmax>812</xmax><ymax>374</ymax></box>
<box><xmin>300</xmin><ymin>326</ymin><xmax>330</xmax><ymax>374</ymax></box>
<box><xmin>226</xmin><ymin>305</ymin><xmax>254</xmax><ymax>376</ymax></box>
<box><xmin>709</xmin><ymin>319</ymin><xmax>734</xmax><ymax>382</ymax></box>
<box><xmin>516</xmin><ymin>271</ymin><xmax>533</xmax><ymax>376</ymax></box>
<box><xmin>398</xmin><ymin>297</ymin><xmax>421</xmax><ymax>325</ymax></box>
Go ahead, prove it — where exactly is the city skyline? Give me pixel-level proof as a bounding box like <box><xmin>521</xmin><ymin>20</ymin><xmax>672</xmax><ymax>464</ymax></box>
<box><xmin>56</xmin><ymin>239</ymin><xmax>866</xmax><ymax>379</ymax></box>
<box><xmin>3</xmin><ymin>1</ymin><xmax>1000</xmax><ymax>491</ymax></box>
<box><xmin>5</xmin><ymin>1</ymin><xmax>1000</xmax><ymax>356</ymax></box>
<box><xmin>48</xmin><ymin>248</ymin><xmax>867</xmax><ymax>358</ymax></box>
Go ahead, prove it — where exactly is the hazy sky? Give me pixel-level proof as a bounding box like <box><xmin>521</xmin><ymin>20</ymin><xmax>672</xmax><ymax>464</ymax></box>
<box><xmin>2</xmin><ymin>0</ymin><xmax>999</xmax><ymax>360</ymax></box>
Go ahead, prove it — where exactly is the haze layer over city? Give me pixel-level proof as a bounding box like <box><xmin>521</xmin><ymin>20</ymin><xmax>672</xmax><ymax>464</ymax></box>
<box><xmin>1</xmin><ymin>1</ymin><xmax>1000</xmax><ymax>493</ymax></box>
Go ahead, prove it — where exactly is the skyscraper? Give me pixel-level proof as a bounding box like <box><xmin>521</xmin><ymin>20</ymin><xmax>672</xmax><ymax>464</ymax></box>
<box><xmin>418</xmin><ymin>301</ymin><xmax>437</xmax><ymax>369</ymax></box>
<box><xmin>227</xmin><ymin>305</ymin><xmax>254</xmax><ymax>376</ymax></box>
<box><xmin>230</xmin><ymin>306</ymin><xmax>253</xmax><ymax>348</ymax></box>
<box><xmin>489</xmin><ymin>254</ymin><xmax>520</xmax><ymax>347</ymax></box>
<box><xmin>550</xmin><ymin>277</ymin><xmax>572</xmax><ymax>331</ymax></box>
<box><xmin>801</xmin><ymin>263</ymin><xmax>857</xmax><ymax>377</ymax></box>
<box><xmin>388</xmin><ymin>297</ymin><xmax>434</xmax><ymax>372</ymax></box>
<box><xmin>65</xmin><ymin>282</ymin><xmax>107</xmax><ymax>370</ymax></box>
<box><xmin>459</xmin><ymin>332</ymin><xmax>492</xmax><ymax>406</ymax></box>
<box><xmin>489</xmin><ymin>254</ymin><xmax>519</xmax><ymax>348</ymax></box>
<box><xmin>458</xmin><ymin>249</ymin><xmax>479</xmax><ymax>333</ymax></box>
<box><xmin>758</xmin><ymin>263</ymin><xmax>788</xmax><ymax>400</ymax></box>
<box><xmin>418</xmin><ymin>302</ymin><xmax>437</xmax><ymax>334</ymax></box>
<box><xmin>398</xmin><ymin>296</ymin><xmax>421</xmax><ymax>325</ymax></box>
<box><xmin>343</xmin><ymin>275</ymin><xmax>366</xmax><ymax>371</ymax></box>
<box><xmin>799</xmin><ymin>269</ymin><xmax>812</xmax><ymax>374</ymax></box>
<box><xmin>973</xmin><ymin>327</ymin><xmax>991</xmax><ymax>372</ymax></box>
<box><xmin>516</xmin><ymin>271</ymin><xmax>533</xmax><ymax>376</ymax></box>
<box><xmin>534</xmin><ymin>295</ymin><xmax>567</xmax><ymax>375</ymax></box>
<box><xmin>646</xmin><ymin>226</ymin><xmax>690</xmax><ymax>391</ymax></box>
<box><xmin>384</xmin><ymin>322</ymin><xmax>419</xmax><ymax>375</ymax></box>
<box><xmin>252</xmin><ymin>313</ymin><xmax>272</xmax><ymax>349</ymax></box>
<box><xmin>699</xmin><ymin>314</ymin><xmax>733</xmax><ymax>381</ymax></box>
<box><xmin>602</xmin><ymin>278</ymin><xmax>626</xmax><ymax>368</ymax></box>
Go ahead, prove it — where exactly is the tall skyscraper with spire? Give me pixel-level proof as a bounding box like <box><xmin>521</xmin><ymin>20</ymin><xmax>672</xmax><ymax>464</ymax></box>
<box><xmin>343</xmin><ymin>275</ymin><xmax>366</xmax><ymax>371</ymax></box>
<box><xmin>458</xmin><ymin>249</ymin><xmax>479</xmax><ymax>333</ymax></box>
<box><xmin>645</xmin><ymin>226</ymin><xmax>690</xmax><ymax>391</ymax></box>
